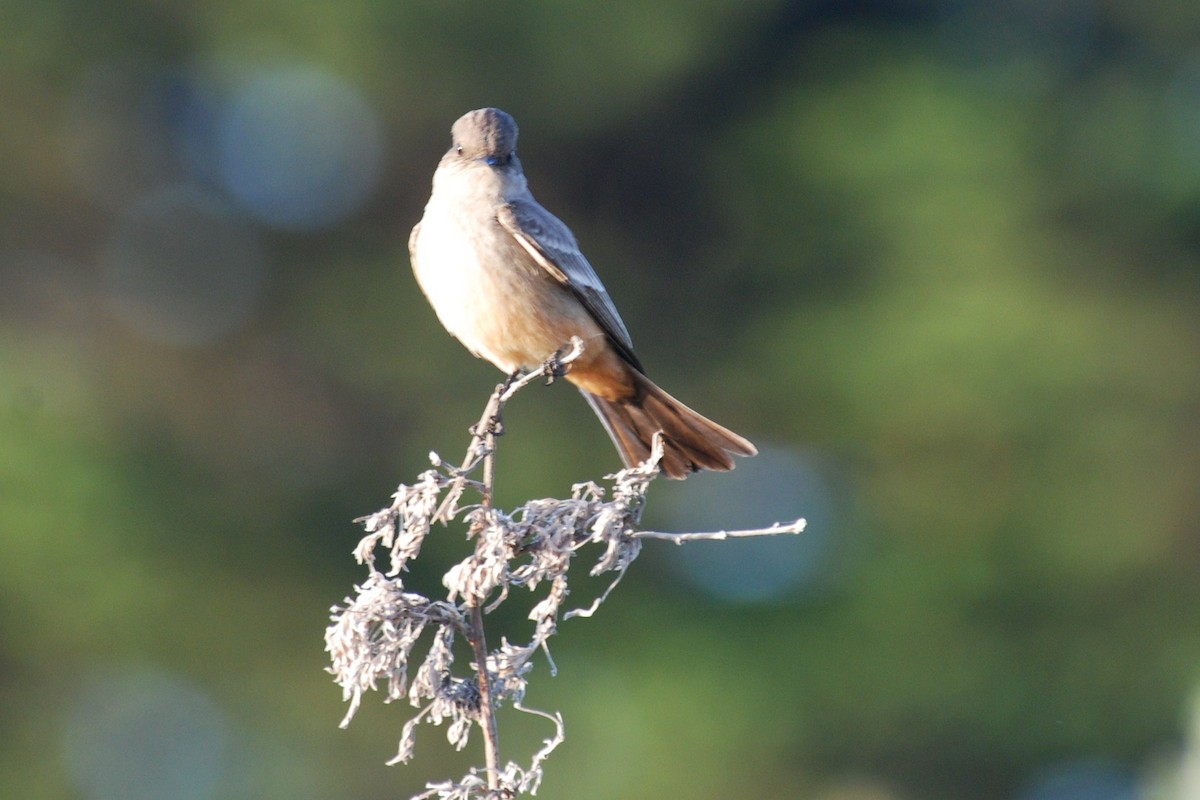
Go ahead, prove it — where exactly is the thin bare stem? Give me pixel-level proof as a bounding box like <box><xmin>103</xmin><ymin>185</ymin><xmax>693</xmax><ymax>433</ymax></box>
<box><xmin>456</xmin><ymin>337</ymin><xmax>585</xmax><ymax>791</ymax></box>
<box><xmin>470</xmin><ymin>412</ymin><xmax>501</xmax><ymax>790</ymax></box>
<box><xmin>433</xmin><ymin>337</ymin><xmax>585</xmax><ymax>524</ymax></box>
<box><xmin>431</xmin><ymin>390</ymin><xmax>499</xmax><ymax>524</ymax></box>
<box><xmin>481</xmin><ymin>423</ymin><xmax>496</xmax><ymax>510</ymax></box>
<box><xmin>634</xmin><ymin>518</ymin><xmax>807</xmax><ymax>543</ymax></box>
<box><xmin>465</xmin><ymin>603</ymin><xmax>500</xmax><ymax>789</ymax></box>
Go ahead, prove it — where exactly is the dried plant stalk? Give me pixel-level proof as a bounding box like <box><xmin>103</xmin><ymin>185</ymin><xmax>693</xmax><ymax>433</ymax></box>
<box><xmin>325</xmin><ymin>338</ymin><xmax>805</xmax><ymax>798</ymax></box>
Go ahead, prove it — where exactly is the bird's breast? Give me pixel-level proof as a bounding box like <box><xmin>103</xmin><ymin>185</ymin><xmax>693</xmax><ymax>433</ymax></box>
<box><xmin>412</xmin><ymin>197</ymin><xmax>601</xmax><ymax>374</ymax></box>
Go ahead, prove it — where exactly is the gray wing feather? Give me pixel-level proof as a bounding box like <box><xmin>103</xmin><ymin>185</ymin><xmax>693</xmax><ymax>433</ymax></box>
<box><xmin>497</xmin><ymin>200</ymin><xmax>641</xmax><ymax>370</ymax></box>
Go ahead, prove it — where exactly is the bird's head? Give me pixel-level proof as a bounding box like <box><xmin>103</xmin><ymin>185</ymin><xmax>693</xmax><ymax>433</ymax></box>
<box><xmin>449</xmin><ymin>107</ymin><xmax>519</xmax><ymax>169</ymax></box>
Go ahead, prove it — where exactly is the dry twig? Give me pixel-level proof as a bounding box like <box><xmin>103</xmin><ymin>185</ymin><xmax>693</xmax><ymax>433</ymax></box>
<box><xmin>325</xmin><ymin>339</ymin><xmax>805</xmax><ymax>798</ymax></box>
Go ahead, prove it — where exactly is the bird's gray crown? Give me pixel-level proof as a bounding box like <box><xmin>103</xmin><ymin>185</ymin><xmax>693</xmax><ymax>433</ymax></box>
<box><xmin>451</xmin><ymin>108</ymin><xmax>519</xmax><ymax>159</ymax></box>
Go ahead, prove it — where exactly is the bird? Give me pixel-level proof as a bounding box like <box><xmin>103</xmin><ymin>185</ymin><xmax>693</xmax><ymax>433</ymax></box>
<box><xmin>408</xmin><ymin>107</ymin><xmax>756</xmax><ymax>479</ymax></box>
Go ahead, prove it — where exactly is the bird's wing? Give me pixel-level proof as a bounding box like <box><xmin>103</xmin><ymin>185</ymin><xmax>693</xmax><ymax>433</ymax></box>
<box><xmin>497</xmin><ymin>199</ymin><xmax>641</xmax><ymax>370</ymax></box>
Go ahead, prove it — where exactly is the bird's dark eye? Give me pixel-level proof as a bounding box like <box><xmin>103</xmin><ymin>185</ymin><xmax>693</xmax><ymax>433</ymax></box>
<box><xmin>455</xmin><ymin>144</ymin><xmax>464</xmax><ymax>155</ymax></box>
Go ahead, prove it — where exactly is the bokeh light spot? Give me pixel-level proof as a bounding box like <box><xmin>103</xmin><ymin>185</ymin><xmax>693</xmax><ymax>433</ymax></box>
<box><xmin>215</xmin><ymin>65</ymin><xmax>384</xmax><ymax>230</ymax></box>
<box><xmin>651</xmin><ymin>445</ymin><xmax>839</xmax><ymax>603</ymax></box>
<box><xmin>1018</xmin><ymin>758</ymin><xmax>1140</xmax><ymax>800</ymax></box>
<box><xmin>62</xmin><ymin>665</ymin><xmax>231</xmax><ymax>800</ymax></box>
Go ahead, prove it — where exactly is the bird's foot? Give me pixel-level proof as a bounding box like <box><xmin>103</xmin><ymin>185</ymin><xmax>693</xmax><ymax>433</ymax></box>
<box><xmin>499</xmin><ymin>369</ymin><xmax>523</xmax><ymax>394</ymax></box>
<box><xmin>542</xmin><ymin>347</ymin><xmax>570</xmax><ymax>385</ymax></box>
<box><xmin>488</xmin><ymin>415</ymin><xmax>505</xmax><ymax>437</ymax></box>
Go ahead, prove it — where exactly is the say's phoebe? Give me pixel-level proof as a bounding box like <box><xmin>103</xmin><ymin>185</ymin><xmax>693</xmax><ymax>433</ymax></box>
<box><xmin>409</xmin><ymin>108</ymin><xmax>756</xmax><ymax>479</ymax></box>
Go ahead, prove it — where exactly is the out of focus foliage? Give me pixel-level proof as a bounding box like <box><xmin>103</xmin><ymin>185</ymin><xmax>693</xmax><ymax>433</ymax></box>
<box><xmin>3</xmin><ymin>2</ymin><xmax>1200</xmax><ymax>799</ymax></box>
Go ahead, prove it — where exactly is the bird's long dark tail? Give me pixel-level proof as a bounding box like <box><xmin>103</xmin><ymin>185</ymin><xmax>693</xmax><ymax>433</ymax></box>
<box><xmin>582</xmin><ymin>371</ymin><xmax>756</xmax><ymax>479</ymax></box>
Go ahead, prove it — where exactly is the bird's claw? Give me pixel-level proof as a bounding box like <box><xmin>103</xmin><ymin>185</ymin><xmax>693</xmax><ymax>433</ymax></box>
<box><xmin>499</xmin><ymin>370</ymin><xmax>522</xmax><ymax>394</ymax></box>
<box><xmin>542</xmin><ymin>347</ymin><xmax>570</xmax><ymax>385</ymax></box>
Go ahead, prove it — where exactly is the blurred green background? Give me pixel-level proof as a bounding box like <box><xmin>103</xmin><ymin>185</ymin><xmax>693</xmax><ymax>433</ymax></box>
<box><xmin>4</xmin><ymin>1</ymin><xmax>1200</xmax><ymax>799</ymax></box>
